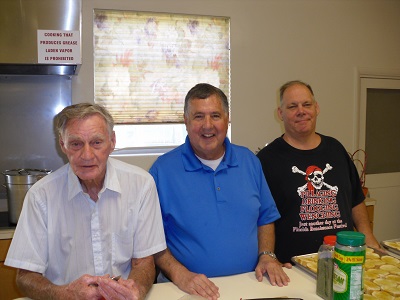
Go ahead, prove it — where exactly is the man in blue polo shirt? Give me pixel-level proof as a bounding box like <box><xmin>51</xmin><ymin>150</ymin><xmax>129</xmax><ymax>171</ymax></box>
<box><xmin>149</xmin><ymin>83</ymin><xmax>290</xmax><ymax>300</ymax></box>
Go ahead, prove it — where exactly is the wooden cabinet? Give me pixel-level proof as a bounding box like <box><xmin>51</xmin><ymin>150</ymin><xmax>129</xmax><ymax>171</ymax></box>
<box><xmin>366</xmin><ymin>203</ymin><xmax>375</xmax><ymax>231</ymax></box>
<box><xmin>0</xmin><ymin>239</ymin><xmax>24</xmax><ymax>300</ymax></box>
<box><xmin>364</xmin><ymin>197</ymin><xmax>376</xmax><ymax>232</ymax></box>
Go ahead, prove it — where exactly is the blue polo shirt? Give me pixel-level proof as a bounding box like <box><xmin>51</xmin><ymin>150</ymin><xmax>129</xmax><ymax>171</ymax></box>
<box><xmin>149</xmin><ymin>137</ymin><xmax>280</xmax><ymax>277</ymax></box>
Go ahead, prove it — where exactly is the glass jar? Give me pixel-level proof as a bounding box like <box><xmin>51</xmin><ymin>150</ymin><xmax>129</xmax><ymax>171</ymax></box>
<box><xmin>333</xmin><ymin>231</ymin><xmax>366</xmax><ymax>300</ymax></box>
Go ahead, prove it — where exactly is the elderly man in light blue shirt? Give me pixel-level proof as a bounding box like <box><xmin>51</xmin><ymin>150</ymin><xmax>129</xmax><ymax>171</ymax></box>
<box><xmin>5</xmin><ymin>103</ymin><xmax>166</xmax><ymax>300</ymax></box>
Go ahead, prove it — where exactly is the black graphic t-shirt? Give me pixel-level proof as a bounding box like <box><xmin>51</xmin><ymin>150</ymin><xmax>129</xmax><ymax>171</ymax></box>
<box><xmin>257</xmin><ymin>134</ymin><xmax>364</xmax><ymax>263</ymax></box>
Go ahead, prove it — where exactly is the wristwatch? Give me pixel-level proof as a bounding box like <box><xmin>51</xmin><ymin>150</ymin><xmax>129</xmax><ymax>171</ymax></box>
<box><xmin>258</xmin><ymin>251</ymin><xmax>277</xmax><ymax>260</ymax></box>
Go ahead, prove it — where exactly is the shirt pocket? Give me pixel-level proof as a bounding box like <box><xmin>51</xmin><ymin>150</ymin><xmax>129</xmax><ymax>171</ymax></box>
<box><xmin>112</xmin><ymin>231</ymin><xmax>134</xmax><ymax>270</ymax></box>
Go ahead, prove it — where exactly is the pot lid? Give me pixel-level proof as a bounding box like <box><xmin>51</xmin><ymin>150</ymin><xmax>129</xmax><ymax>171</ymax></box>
<box><xmin>3</xmin><ymin>169</ymin><xmax>52</xmax><ymax>184</ymax></box>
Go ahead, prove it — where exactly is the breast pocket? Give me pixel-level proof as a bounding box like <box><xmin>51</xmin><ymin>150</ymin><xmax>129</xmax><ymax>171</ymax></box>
<box><xmin>112</xmin><ymin>232</ymin><xmax>134</xmax><ymax>270</ymax></box>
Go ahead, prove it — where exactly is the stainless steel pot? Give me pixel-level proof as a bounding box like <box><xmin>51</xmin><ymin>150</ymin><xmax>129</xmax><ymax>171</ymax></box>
<box><xmin>2</xmin><ymin>169</ymin><xmax>51</xmax><ymax>224</ymax></box>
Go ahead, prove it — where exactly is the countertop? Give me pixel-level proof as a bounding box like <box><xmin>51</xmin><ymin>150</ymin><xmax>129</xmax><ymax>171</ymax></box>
<box><xmin>145</xmin><ymin>267</ymin><xmax>321</xmax><ymax>300</ymax></box>
<box><xmin>13</xmin><ymin>253</ymin><xmax>400</xmax><ymax>300</ymax></box>
<box><xmin>15</xmin><ymin>267</ymin><xmax>322</xmax><ymax>300</ymax></box>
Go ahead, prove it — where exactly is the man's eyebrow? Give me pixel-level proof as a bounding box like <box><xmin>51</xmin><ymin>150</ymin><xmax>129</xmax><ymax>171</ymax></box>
<box><xmin>91</xmin><ymin>133</ymin><xmax>106</xmax><ymax>139</ymax></box>
<box><xmin>66</xmin><ymin>133</ymin><xmax>105</xmax><ymax>141</ymax></box>
<box><xmin>65</xmin><ymin>134</ymin><xmax>81</xmax><ymax>141</ymax></box>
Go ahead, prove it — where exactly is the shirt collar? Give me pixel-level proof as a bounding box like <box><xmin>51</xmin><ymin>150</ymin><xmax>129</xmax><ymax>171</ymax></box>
<box><xmin>67</xmin><ymin>158</ymin><xmax>122</xmax><ymax>201</ymax></box>
<box><xmin>182</xmin><ymin>136</ymin><xmax>238</xmax><ymax>172</ymax></box>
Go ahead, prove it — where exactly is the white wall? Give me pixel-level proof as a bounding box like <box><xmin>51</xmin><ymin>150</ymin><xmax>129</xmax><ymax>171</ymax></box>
<box><xmin>73</xmin><ymin>0</ymin><xmax>400</xmax><ymax>241</ymax></box>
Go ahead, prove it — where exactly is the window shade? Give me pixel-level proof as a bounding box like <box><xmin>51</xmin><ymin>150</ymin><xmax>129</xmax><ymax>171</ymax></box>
<box><xmin>94</xmin><ymin>10</ymin><xmax>230</xmax><ymax>124</ymax></box>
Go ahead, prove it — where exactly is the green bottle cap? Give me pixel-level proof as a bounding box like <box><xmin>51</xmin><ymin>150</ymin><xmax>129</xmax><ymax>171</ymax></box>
<box><xmin>336</xmin><ymin>231</ymin><xmax>365</xmax><ymax>246</ymax></box>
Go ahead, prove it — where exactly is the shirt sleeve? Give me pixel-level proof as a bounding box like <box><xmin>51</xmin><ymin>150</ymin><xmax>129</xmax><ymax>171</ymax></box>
<box><xmin>256</xmin><ymin>158</ymin><xmax>281</xmax><ymax>226</ymax></box>
<box><xmin>5</xmin><ymin>189</ymin><xmax>48</xmax><ymax>274</ymax></box>
<box><xmin>132</xmin><ymin>176</ymin><xmax>166</xmax><ymax>258</ymax></box>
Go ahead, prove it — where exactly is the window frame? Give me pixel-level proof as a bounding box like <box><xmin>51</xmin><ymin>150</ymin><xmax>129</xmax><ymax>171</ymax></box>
<box><xmin>93</xmin><ymin>9</ymin><xmax>231</xmax><ymax>155</ymax></box>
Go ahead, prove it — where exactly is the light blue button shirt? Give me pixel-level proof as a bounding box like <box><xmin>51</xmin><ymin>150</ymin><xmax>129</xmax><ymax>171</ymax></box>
<box><xmin>5</xmin><ymin>158</ymin><xmax>166</xmax><ymax>284</ymax></box>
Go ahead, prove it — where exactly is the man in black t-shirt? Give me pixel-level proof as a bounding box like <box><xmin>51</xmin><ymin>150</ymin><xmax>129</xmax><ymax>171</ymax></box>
<box><xmin>257</xmin><ymin>80</ymin><xmax>381</xmax><ymax>264</ymax></box>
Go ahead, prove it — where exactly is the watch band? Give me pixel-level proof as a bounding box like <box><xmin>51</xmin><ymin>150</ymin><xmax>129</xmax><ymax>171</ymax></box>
<box><xmin>258</xmin><ymin>251</ymin><xmax>277</xmax><ymax>260</ymax></box>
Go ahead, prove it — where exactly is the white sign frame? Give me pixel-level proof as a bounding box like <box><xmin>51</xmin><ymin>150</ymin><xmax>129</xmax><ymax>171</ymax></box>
<box><xmin>37</xmin><ymin>30</ymin><xmax>81</xmax><ymax>64</ymax></box>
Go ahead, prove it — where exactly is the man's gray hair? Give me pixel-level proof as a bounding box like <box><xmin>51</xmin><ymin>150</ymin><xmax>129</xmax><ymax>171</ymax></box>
<box><xmin>55</xmin><ymin>103</ymin><xmax>114</xmax><ymax>138</ymax></box>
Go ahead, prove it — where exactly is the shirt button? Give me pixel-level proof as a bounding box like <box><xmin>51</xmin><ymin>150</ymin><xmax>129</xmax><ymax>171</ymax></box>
<box><xmin>217</xmin><ymin>187</ymin><xmax>221</xmax><ymax>191</ymax></box>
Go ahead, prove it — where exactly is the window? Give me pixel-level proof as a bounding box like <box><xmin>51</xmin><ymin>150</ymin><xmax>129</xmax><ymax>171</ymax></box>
<box><xmin>358</xmin><ymin>76</ymin><xmax>400</xmax><ymax>189</ymax></box>
<box><xmin>365</xmin><ymin>87</ymin><xmax>400</xmax><ymax>174</ymax></box>
<box><xmin>93</xmin><ymin>10</ymin><xmax>230</xmax><ymax>152</ymax></box>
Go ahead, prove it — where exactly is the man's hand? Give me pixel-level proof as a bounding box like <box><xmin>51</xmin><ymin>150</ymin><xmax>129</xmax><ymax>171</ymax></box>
<box><xmin>16</xmin><ymin>269</ymin><xmax>109</xmax><ymax>300</ymax></box>
<box><xmin>64</xmin><ymin>274</ymin><xmax>106</xmax><ymax>299</ymax></box>
<box><xmin>155</xmin><ymin>248</ymin><xmax>219</xmax><ymax>299</ymax></box>
<box><xmin>255</xmin><ymin>256</ymin><xmax>291</xmax><ymax>287</ymax></box>
<box><xmin>176</xmin><ymin>271</ymin><xmax>220</xmax><ymax>300</ymax></box>
<box><xmin>97</xmin><ymin>276</ymin><xmax>140</xmax><ymax>300</ymax></box>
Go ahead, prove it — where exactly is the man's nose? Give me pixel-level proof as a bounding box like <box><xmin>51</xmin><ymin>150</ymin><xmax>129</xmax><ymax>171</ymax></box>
<box><xmin>81</xmin><ymin>143</ymin><xmax>94</xmax><ymax>159</ymax></box>
<box><xmin>296</xmin><ymin>104</ymin><xmax>305</xmax><ymax>114</ymax></box>
<box><xmin>202</xmin><ymin>116</ymin><xmax>213</xmax><ymax>128</ymax></box>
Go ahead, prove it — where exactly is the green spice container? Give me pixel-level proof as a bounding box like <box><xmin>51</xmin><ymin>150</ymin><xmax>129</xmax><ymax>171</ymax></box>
<box><xmin>317</xmin><ymin>235</ymin><xmax>337</xmax><ymax>300</ymax></box>
<box><xmin>333</xmin><ymin>231</ymin><xmax>366</xmax><ymax>300</ymax></box>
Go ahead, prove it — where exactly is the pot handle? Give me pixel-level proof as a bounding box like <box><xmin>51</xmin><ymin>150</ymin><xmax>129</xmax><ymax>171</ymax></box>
<box><xmin>18</xmin><ymin>169</ymin><xmax>30</xmax><ymax>175</ymax></box>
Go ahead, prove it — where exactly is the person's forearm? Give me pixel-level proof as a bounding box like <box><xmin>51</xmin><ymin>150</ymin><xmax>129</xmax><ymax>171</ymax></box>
<box><xmin>258</xmin><ymin>223</ymin><xmax>275</xmax><ymax>254</ymax></box>
<box><xmin>16</xmin><ymin>269</ymin><xmax>64</xmax><ymax>300</ymax></box>
<box><xmin>129</xmin><ymin>256</ymin><xmax>156</xmax><ymax>300</ymax></box>
<box><xmin>352</xmin><ymin>202</ymin><xmax>380</xmax><ymax>248</ymax></box>
<box><xmin>154</xmin><ymin>248</ymin><xmax>189</xmax><ymax>284</ymax></box>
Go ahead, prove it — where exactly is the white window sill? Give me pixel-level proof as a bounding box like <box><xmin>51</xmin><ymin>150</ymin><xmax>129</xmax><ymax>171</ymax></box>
<box><xmin>111</xmin><ymin>146</ymin><xmax>175</xmax><ymax>157</ymax></box>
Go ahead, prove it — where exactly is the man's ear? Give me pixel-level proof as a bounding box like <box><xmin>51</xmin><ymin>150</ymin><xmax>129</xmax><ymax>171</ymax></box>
<box><xmin>59</xmin><ymin>136</ymin><xmax>67</xmax><ymax>154</ymax></box>
<box><xmin>277</xmin><ymin>107</ymin><xmax>283</xmax><ymax>121</ymax></box>
<box><xmin>111</xmin><ymin>131</ymin><xmax>116</xmax><ymax>151</ymax></box>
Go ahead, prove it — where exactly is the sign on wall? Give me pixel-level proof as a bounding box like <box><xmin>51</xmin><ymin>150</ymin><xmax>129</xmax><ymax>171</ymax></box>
<box><xmin>37</xmin><ymin>30</ymin><xmax>81</xmax><ymax>64</ymax></box>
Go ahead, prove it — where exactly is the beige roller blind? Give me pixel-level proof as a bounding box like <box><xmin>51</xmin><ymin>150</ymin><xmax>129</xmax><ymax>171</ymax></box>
<box><xmin>94</xmin><ymin>9</ymin><xmax>230</xmax><ymax>124</ymax></box>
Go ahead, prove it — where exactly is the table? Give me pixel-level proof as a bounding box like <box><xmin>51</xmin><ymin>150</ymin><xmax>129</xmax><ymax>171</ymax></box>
<box><xmin>145</xmin><ymin>267</ymin><xmax>322</xmax><ymax>300</ymax></box>
<box><xmin>14</xmin><ymin>267</ymin><xmax>322</xmax><ymax>300</ymax></box>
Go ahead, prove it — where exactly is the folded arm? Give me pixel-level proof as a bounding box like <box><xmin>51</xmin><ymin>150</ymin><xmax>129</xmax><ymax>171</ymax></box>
<box><xmin>16</xmin><ymin>256</ymin><xmax>155</xmax><ymax>300</ymax></box>
<box><xmin>16</xmin><ymin>269</ymin><xmax>102</xmax><ymax>300</ymax></box>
